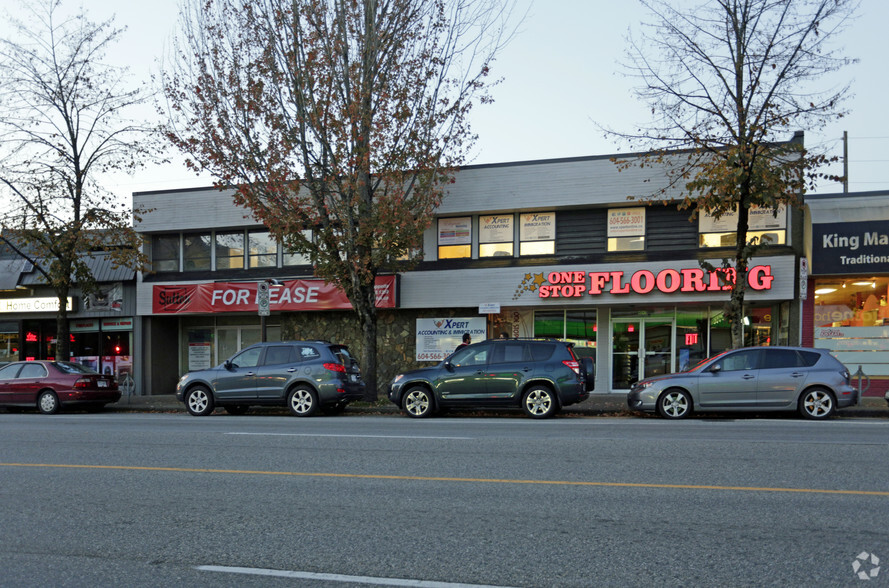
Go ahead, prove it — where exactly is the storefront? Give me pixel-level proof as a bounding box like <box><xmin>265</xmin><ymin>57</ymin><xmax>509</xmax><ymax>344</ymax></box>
<box><xmin>805</xmin><ymin>190</ymin><xmax>889</xmax><ymax>396</ymax></box>
<box><xmin>400</xmin><ymin>255</ymin><xmax>798</xmax><ymax>393</ymax></box>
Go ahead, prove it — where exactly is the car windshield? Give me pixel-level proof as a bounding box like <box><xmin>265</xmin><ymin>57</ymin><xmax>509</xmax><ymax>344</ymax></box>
<box><xmin>53</xmin><ymin>361</ymin><xmax>98</xmax><ymax>375</ymax></box>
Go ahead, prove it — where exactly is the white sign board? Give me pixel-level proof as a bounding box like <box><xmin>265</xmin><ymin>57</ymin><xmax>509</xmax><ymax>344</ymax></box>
<box><xmin>415</xmin><ymin>317</ymin><xmax>487</xmax><ymax>362</ymax></box>
<box><xmin>0</xmin><ymin>297</ymin><xmax>73</xmax><ymax>313</ymax></box>
<box><xmin>699</xmin><ymin>204</ymin><xmax>787</xmax><ymax>233</ymax></box>
<box><xmin>607</xmin><ymin>208</ymin><xmax>646</xmax><ymax>237</ymax></box>
<box><xmin>438</xmin><ymin>217</ymin><xmax>472</xmax><ymax>245</ymax></box>
<box><xmin>479</xmin><ymin>215</ymin><xmax>513</xmax><ymax>243</ymax></box>
<box><xmin>519</xmin><ymin>212</ymin><xmax>555</xmax><ymax>241</ymax></box>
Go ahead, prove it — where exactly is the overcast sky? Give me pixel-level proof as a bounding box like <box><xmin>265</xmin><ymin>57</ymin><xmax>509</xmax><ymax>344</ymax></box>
<box><xmin>3</xmin><ymin>0</ymin><xmax>886</xmax><ymax>202</ymax></box>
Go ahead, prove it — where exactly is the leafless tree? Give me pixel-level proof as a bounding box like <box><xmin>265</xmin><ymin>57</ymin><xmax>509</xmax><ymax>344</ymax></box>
<box><xmin>605</xmin><ymin>0</ymin><xmax>858</xmax><ymax>347</ymax></box>
<box><xmin>0</xmin><ymin>0</ymin><xmax>160</xmax><ymax>360</ymax></box>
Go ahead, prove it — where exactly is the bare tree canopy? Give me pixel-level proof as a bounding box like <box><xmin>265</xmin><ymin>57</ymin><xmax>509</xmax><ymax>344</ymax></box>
<box><xmin>0</xmin><ymin>0</ymin><xmax>159</xmax><ymax>359</ymax></box>
<box><xmin>161</xmin><ymin>0</ymin><xmax>518</xmax><ymax>397</ymax></box>
<box><xmin>606</xmin><ymin>0</ymin><xmax>858</xmax><ymax>346</ymax></box>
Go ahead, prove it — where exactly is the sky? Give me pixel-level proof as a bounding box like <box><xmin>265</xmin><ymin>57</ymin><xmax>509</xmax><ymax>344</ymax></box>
<box><xmin>3</xmin><ymin>0</ymin><xmax>888</xmax><ymax>202</ymax></box>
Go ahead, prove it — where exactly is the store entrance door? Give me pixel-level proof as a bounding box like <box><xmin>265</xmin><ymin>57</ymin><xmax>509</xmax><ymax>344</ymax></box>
<box><xmin>611</xmin><ymin>319</ymin><xmax>675</xmax><ymax>390</ymax></box>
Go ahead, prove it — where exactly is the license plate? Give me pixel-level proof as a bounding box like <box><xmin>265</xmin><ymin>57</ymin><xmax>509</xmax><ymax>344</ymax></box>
<box><xmin>350</xmin><ymin>374</ymin><xmax>358</xmax><ymax>382</ymax></box>
<box><xmin>97</xmin><ymin>380</ymin><xmax>108</xmax><ymax>388</ymax></box>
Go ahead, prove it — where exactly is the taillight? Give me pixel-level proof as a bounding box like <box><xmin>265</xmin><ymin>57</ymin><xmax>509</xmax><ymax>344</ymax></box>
<box><xmin>563</xmin><ymin>360</ymin><xmax>581</xmax><ymax>375</ymax></box>
<box><xmin>73</xmin><ymin>377</ymin><xmax>90</xmax><ymax>388</ymax></box>
<box><xmin>323</xmin><ymin>362</ymin><xmax>346</xmax><ymax>373</ymax></box>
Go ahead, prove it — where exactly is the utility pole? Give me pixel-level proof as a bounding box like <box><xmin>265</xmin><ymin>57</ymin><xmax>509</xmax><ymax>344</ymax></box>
<box><xmin>843</xmin><ymin>130</ymin><xmax>849</xmax><ymax>193</ymax></box>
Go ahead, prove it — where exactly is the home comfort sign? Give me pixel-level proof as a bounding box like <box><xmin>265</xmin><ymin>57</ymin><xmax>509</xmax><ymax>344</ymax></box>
<box><xmin>0</xmin><ymin>297</ymin><xmax>73</xmax><ymax>313</ymax></box>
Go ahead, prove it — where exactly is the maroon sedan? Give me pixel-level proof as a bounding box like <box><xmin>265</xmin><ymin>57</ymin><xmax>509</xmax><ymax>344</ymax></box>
<box><xmin>0</xmin><ymin>361</ymin><xmax>121</xmax><ymax>414</ymax></box>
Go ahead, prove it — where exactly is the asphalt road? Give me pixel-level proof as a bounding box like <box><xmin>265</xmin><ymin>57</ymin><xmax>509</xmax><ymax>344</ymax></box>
<box><xmin>1</xmin><ymin>413</ymin><xmax>887</xmax><ymax>587</ymax></box>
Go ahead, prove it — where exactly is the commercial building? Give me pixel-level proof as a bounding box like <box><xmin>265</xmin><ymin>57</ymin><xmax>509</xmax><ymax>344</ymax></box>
<box><xmin>0</xmin><ymin>249</ymin><xmax>138</xmax><ymax>394</ymax></box>
<box><xmin>804</xmin><ymin>190</ymin><xmax>889</xmax><ymax>396</ymax></box>
<box><xmin>134</xmin><ymin>149</ymin><xmax>805</xmax><ymax>395</ymax></box>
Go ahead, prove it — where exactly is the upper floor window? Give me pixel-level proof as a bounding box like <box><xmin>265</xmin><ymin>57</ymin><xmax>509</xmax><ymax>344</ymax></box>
<box><xmin>607</xmin><ymin>207</ymin><xmax>645</xmax><ymax>251</ymax></box>
<box><xmin>519</xmin><ymin>212</ymin><xmax>555</xmax><ymax>256</ymax></box>
<box><xmin>282</xmin><ymin>230</ymin><xmax>313</xmax><ymax>266</ymax></box>
<box><xmin>699</xmin><ymin>205</ymin><xmax>786</xmax><ymax>248</ymax></box>
<box><xmin>479</xmin><ymin>214</ymin><xmax>514</xmax><ymax>257</ymax></box>
<box><xmin>151</xmin><ymin>235</ymin><xmax>180</xmax><ymax>272</ymax></box>
<box><xmin>248</xmin><ymin>230</ymin><xmax>278</xmax><ymax>268</ymax></box>
<box><xmin>438</xmin><ymin>217</ymin><xmax>471</xmax><ymax>259</ymax></box>
<box><xmin>215</xmin><ymin>231</ymin><xmax>245</xmax><ymax>269</ymax></box>
<box><xmin>183</xmin><ymin>232</ymin><xmax>211</xmax><ymax>271</ymax></box>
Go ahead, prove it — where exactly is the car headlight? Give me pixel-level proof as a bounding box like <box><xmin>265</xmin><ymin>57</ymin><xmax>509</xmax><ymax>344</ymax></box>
<box><xmin>392</xmin><ymin>374</ymin><xmax>404</xmax><ymax>384</ymax></box>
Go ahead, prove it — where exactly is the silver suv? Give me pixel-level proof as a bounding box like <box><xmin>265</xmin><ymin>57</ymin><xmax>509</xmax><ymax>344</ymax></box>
<box><xmin>627</xmin><ymin>346</ymin><xmax>856</xmax><ymax>419</ymax></box>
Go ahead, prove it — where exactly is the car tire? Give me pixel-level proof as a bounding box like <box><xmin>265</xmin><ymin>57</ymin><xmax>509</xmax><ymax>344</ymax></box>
<box><xmin>185</xmin><ymin>386</ymin><xmax>215</xmax><ymax>416</ymax></box>
<box><xmin>522</xmin><ymin>385</ymin><xmax>557</xmax><ymax>419</ymax></box>
<box><xmin>37</xmin><ymin>390</ymin><xmax>60</xmax><ymax>415</ymax></box>
<box><xmin>287</xmin><ymin>386</ymin><xmax>318</xmax><ymax>417</ymax></box>
<box><xmin>798</xmin><ymin>388</ymin><xmax>836</xmax><ymax>420</ymax></box>
<box><xmin>657</xmin><ymin>389</ymin><xmax>692</xmax><ymax>419</ymax></box>
<box><xmin>224</xmin><ymin>404</ymin><xmax>249</xmax><ymax>415</ymax></box>
<box><xmin>403</xmin><ymin>386</ymin><xmax>434</xmax><ymax>418</ymax></box>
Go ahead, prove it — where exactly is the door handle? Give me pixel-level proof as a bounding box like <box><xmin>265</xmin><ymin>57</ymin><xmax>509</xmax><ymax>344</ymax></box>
<box><xmin>742</xmin><ymin>374</ymin><xmax>755</xmax><ymax>379</ymax></box>
<box><xmin>287</xmin><ymin>368</ymin><xmax>297</xmax><ymax>373</ymax></box>
<box><xmin>246</xmin><ymin>372</ymin><xmax>255</xmax><ymax>376</ymax></box>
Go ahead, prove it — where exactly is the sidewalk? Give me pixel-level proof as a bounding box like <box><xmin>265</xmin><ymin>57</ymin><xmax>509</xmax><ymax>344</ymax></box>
<box><xmin>112</xmin><ymin>393</ymin><xmax>889</xmax><ymax>418</ymax></box>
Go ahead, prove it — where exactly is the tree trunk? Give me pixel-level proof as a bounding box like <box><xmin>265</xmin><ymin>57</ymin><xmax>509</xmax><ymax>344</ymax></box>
<box><xmin>729</xmin><ymin>204</ymin><xmax>751</xmax><ymax>348</ymax></box>
<box><xmin>354</xmin><ymin>281</ymin><xmax>379</xmax><ymax>402</ymax></box>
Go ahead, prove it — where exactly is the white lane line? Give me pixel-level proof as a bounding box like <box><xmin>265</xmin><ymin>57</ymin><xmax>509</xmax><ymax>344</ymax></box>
<box><xmin>226</xmin><ymin>432</ymin><xmax>472</xmax><ymax>440</ymax></box>
<box><xmin>196</xmin><ymin>565</ymin><xmax>517</xmax><ymax>587</ymax></box>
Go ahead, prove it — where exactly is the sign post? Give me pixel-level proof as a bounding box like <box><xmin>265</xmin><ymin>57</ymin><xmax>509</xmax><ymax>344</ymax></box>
<box><xmin>258</xmin><ymin>281</ymin><xmax>270</xmax><ymax>341</ymax></box>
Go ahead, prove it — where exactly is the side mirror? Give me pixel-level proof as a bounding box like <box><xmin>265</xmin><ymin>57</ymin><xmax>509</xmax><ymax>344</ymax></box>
<box><xmin>224</xmin><ymin>360</ymin><xmax>233</xmax><ymax>370</ymax></box>
<box><xmin>708</xmin><ymin>364</ymin><xmax>721</xmax><ymax>373</ymax></box>
<box><xmin>444</xmin><ymin>360</ymin><xmax>454</xmax><ymax>371</ymax></box>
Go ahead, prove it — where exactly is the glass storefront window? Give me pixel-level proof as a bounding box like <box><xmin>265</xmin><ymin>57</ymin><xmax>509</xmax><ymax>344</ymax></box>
<box><xmin>533</xmin><ymin>310</ymin><xmax>567</xmax><ymax>339</ymax></box>
<box><xmin>0</xmin><ymin>322</ymin><xmax>19</xmax><ymax>363</ymax></box>
<box><xmin>675</xmin><ymin>310</ymin><xmax>708</xmax><ymax>371</ymax></box>
<box><xmin>813</xmin><ymin>276</ymin><xmax>889</xmax><ymax>383</ymax></box>
<box><xmin>813</xmin><ymin>277</ymin><xmax>889</xmax><ymax>328</ymax></box>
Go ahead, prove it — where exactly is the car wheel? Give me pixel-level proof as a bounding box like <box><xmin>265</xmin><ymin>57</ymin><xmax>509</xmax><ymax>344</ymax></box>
<box><xmin>522</xmin><ymin>385</ymin><xmax>557</xmax><ymax>419</ymax></box>
<box><xmin>37</xmin><ymin>390</ymin><xmax>60</xmax><ymax>415</ymax></box>
<box><xmin>657</xmin><ymin>389</ymin><xmax>692</xmax><ymax>419</ymax></box>
<box><xmin>288</xmin><ymin>386</ymin><xmax>318</xmax><ymax>417</ymax></box>
<box><xmin>185</xmin><ymin>386</ymin><xmax>215</xmax><ymax>416</ymax></box>
<box><xmin>403</xmin><ymin>386</ymin><xmax>434</xmax><ymax>418</ymax></box>
<box><xmin>799</xmin><ymin>388</ymin><xmax>836</xmax><ymax>420</ymax></box>
<box><xmin>224</xmin><ymin>404</ymin><xmax>249</xmax><ymax>415</ymax></box>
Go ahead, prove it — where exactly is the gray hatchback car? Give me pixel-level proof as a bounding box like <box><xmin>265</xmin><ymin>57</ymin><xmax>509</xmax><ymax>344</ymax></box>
<box><xmin>176</xmin><ymin>341</ymin><xmax>365</xmax><ymax>416</ymax></box>
<box><xmin>627</xmin><ymin>346</ymin><xmax>856</xmax><ymax>419</ymax></box>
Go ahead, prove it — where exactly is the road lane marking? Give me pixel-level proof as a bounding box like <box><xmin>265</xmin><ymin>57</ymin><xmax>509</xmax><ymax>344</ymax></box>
<box><xmin>2</xmin><ymin>462</ymin><xmax>888</xmax><ymax>497</ymax></box>
<box><xmin>197</xmin><ymin>565</ymin><xmax>517</xmax><ymax>587</ymax></box>
<box><xmin>226</xmin><ymin>433</ymin><xmax>473</xmax><ymax>440</ymax></box>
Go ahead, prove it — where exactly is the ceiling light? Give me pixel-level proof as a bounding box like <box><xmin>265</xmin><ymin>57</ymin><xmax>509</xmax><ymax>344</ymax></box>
<box><xmin>852</xmin><ymin>281</ymin><xmax>874</xmax><ymax>287</ymax></box>
<box><xmin>814</xmin><ymin>287</ymin><xmax>837</xmax><ymax>295</ymax></box>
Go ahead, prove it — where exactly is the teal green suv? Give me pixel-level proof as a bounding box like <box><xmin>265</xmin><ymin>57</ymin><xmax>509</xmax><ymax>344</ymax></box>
<box><xmin>387</xmin><ymin>338</ymin><xmax>593</xmax><ymax>419</ymax></box>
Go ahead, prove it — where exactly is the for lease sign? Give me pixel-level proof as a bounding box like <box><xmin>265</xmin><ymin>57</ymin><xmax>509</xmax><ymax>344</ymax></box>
<box><xmin>152</xmin><ymin>276</ymin><xmax>396</xmax><ymax>314</ymax></box>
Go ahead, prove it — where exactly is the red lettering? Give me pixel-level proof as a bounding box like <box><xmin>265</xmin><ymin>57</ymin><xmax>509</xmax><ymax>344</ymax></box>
<box><xmin>656</xmin><ymin>269</ymin><xmax>681</xmax><ymax>293</ymax></box>
<box><xmin>748</xmin><ymin>265</ymin><xmax>774</xmax><ymax>290</ymax></box>
<box><xmin>572</xmin><ymin>271</ymin><xmax>585</xmax><ymax>283</ymax></box>
<box><xmin>588</xmin><ymin>272</ymin><xmax>610</xmax><ymax>294</ymax></box>
<box><xmin>680</xmin><ymin>268</ymin><xmax>706</xmax><ymax>292</ymax></box>
<box><xmin>630</xmin><ymin>270</ymin><xmax>655</xmax><ymax>294</ymax></box>
<box><xmin>610</xmin><ymin>271</ymin><xmax>630</xmax><ymax>294</ymax></box>
<box><xmin>539</xmin><ymin>286</ymin><xmax>551</xmax><ymax>298</ymax></box>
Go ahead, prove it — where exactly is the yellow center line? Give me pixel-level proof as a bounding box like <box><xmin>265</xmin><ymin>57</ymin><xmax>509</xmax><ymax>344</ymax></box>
<box><xmin>2</xmin><ymin>462</ymin><xmax>887</xmax><ymax>497</ymax></box>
